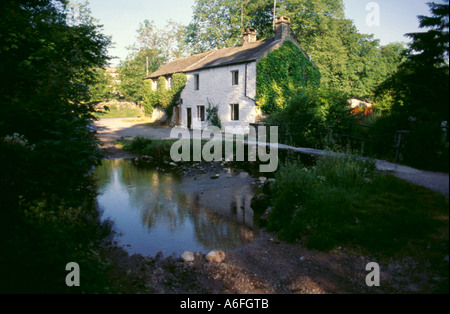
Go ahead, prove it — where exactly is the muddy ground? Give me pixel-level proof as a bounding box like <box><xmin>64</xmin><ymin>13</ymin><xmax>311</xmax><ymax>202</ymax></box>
<box><xmin>99</xmin><ymin>226</ymin><xmax>448</xmax><ymax>294</ymax></box>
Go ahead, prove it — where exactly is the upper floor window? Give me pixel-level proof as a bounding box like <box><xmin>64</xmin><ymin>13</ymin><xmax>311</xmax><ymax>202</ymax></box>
<box><xmin>167</xmin><ymin>77</ymin><xmax>173</xmax><ymax>89</ymax></box>
<box><xmin>194</xmin><ymin>74</ymin><xmax>199</xmax><ymax>90</ymax></box>
<box><xmin>231</xmin><ymin>70</ymin><xmax>239</xmax><ymax>85</ymax></box>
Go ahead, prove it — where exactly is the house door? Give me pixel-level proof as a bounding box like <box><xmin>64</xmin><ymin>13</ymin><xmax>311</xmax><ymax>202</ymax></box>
<box><xmin>175</xmin><ymin>106</ymin><xmax>180</xmax><ymax>125</ymax></box>
<box><xmin>187</xmin><ymin>108</ymin><xmax>192</xmax><ymax>129</ymax></box>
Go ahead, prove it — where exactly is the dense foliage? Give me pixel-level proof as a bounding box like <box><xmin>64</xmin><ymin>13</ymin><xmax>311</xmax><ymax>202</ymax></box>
<box><xmin>185</xmin><ymin>0</ymin><xmax>406</xmax><ymax>100</ymax></box>
<box><xmin>267</xmin><ymin>155</ymin><xmax>448</xmax><ymax>254</ymax></box>
<box><xmin>0</xmin><ymin>0</ymin><xmax>115</xmax><ymax>293</ymax></box>
<box><xmin>0</xmin><ymin>0</ymin><xmax>110</xmax><ymax>198</ymax></box>
<box><xmin>118</xmin><ymin>48</ymin><xmax>164</xmax><ymax>105</ymax></box>
<box><xmin>89</xmin><ymin>67</ymin><xmax>117</xmax><ymax>103</ymax></box>
<box><xmin>118</xmin><ymin>20</ymin><xmax>188</xmax><ymax>107</ymax></box>
<box><xmin>256</xmin><ymin>40</ymin><xmax>321</xmax><ymax>114</ymax></box>
<box><xmin>374</xmin><ymin>1</ymin><xmax>449</xmax><ymax>171</ymax></box>
<box><xmin>143</xmin><ymin>73</ymin><xmax>187</xmax><ymax>116</ymax></box>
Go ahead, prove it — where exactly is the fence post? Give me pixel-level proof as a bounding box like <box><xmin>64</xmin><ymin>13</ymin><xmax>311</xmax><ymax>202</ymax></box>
<box><xmin>395</xmin><ymin>130</ymin><xmax>409</xmax><ymax>163</ymax></box>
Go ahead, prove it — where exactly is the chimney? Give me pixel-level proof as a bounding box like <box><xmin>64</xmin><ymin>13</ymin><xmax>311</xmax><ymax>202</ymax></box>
<box><xmin>275</xmin><ymin>16</ymin><xmax>291</xmax><ymax>41</ymax></box>
<box><xmin>242</xmin><ymin>28</ymin><xmax>257</xmax><ymax>45</ymax></box>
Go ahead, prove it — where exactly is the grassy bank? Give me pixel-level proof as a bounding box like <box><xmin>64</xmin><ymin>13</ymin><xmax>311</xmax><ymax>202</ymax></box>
<box><xmin>94</xmin><ymin>104</ymin><xmax>144</xmax><ymax>119</ymax></box>
<box><xmin>122</xmin><ymin>136</ymin><xmax>449</xmax><ymax>259</ymax></box>
<box><xmin>267</xmin><ymin>154</ymin><xmax>449</xmax><ymax>257</ymax></box>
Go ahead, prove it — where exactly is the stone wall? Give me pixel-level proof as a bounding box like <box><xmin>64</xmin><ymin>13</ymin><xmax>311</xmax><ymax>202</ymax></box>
<box><xmin>179</xmin><ymin>62</ymin><xmax>257</xmax><ymax>134</ymax></box>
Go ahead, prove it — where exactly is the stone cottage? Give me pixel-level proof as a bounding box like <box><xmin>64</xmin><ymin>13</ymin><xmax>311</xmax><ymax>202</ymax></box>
<box><xmin>145</xmin><ymin>16</ymin><xmax>319</xmax><ymax>134</ymax></box>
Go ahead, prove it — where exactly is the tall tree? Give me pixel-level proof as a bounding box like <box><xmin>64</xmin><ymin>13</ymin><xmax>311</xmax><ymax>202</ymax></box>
<box><xmin>185</xmin><ymin>0</ymin><xmax>243</xmax><ymax>53</ymax></box>
<box><xmin>185</xmin><ymin>0</ymin><xmax>404</xmax><ymax>99</ymax></box>
<box><xmin>0</xmin><ymin>0</ymin><xmax>111</xmax><ymax>199</ymax></box>
<box><xmin>118</xmin><ymin>20</ymin><xmax>189</xmax><ymax>104</ymax></box>
<box><xmin>376</xmin><ymin>1</ymin><xmax>449</xmax><ymax>122</ymax></box>
<box><xmin>374</xmin><ymin>1</ymin><xmax>449</xmax><ymax>171</ymax></box>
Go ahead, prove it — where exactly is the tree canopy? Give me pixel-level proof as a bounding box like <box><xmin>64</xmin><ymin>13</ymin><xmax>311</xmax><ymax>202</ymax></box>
<box><xmin>376</xmin><ymin>0</ymin><xmax>449</xmax><ymax>123</ymax></box>
<box><xmin>0</xmin><ymin>0</ymin><xmax>111</xmax><ymax>200</ymax></box>
<box><xmin>183</xmin><ymin>0</ymin><xmax>406</xmax><ymax>100</ymax></box>
<box><xmin>118</xmin><ymin>20</ymin><xmax>188</xmax><ymax>105</ymax></box>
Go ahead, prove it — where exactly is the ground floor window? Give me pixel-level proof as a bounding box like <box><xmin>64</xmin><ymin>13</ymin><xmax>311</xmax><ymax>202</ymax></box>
<box><xmin>230</xmin><ymin>104</ymin><xmax>239</xmax><ymax>121</ymax></box>
<box><xmin>197</xmin><ymin>105</ymin><xmax>205</xmax><ymax>121</ymax></box>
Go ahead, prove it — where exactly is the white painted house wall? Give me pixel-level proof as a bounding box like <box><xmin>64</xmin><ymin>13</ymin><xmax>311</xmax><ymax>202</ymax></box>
<box><xmin>178</xmin><ymin>62</ymin><xmax>257</xmax><ymax>134</ymax></box>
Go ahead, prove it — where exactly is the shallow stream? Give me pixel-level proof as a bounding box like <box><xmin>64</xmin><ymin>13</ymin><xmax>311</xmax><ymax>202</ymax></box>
<box><xmin>95</xmin><ymin>159</ymin><xmax>261</xmax><ymax>257</ymax></box>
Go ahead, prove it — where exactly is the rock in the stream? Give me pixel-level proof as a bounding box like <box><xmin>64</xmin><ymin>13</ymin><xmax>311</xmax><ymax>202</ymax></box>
<box><xmin>181</xmin><ymin>251</ymin><xmax>195</xmax><ymax>262</ymax></box>
<box><xmin>205</xmin><ymin>250</ymin><xmax>226</xmax><ymax>263</ymax></box>
<box><xmin>250</xmin><ymin>193</ymin><xmax>270</xmax><ymax>212</ymax></box>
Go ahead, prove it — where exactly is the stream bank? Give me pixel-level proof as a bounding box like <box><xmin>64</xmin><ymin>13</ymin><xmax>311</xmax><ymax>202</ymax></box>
<box><xmin>95</xmin><ymin>153</ymin><xmax>448</xmax><ymax>294</ymax></box>
<box><xmin>93</xmin><ymin>119</ymin><xmax>448</xmax><ymax>294</ymax></box>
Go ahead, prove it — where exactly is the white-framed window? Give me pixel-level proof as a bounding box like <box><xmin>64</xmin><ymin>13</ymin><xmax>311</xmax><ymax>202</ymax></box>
<box><xmin>152</xmin><ymin>79</ymin><xmax>158</xmax><ymax>90</ymax></box>
<box><xmin>197</xmin><ymin>105</ymin><xmax>205</xmax><ymax>121</ymax></box>
<box><xmin>230</xmin><ymin>104</ymin><xmax>239</xmax><ymax>121</ymax></box>
<box><xmin>167</xmin><ymin>76</ymin><xmax>173</xmax><ymax>89</ymax></box>
<box><xmin>231</xmin><ymin>70</ymin><xmax>239</xmax><ymax>85</ymax></box>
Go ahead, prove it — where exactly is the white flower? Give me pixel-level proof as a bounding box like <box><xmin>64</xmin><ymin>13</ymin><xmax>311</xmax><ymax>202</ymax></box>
<box><xmin>3</xmin><ymin>133</ymin><xmax>35</xmax><ymax>150</ymax></box>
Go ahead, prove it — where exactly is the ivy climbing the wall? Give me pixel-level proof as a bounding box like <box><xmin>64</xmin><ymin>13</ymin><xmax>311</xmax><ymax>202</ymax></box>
<box><xmin>256</xmin><ymin>40</ymin><xmax>321</xmax><ymax>114</ymax></box>
<box><xmin>206</xmin><ymin>98</ymin><xmax>222</xmax><ymax>129</ymax></box>
<box><xmin>143</xmin><ymin>73</ymin><xmax>187</xmax><ymax>117</ymax></box>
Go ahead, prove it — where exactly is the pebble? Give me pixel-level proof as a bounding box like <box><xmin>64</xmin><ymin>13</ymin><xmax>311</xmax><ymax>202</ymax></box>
<box><xmin>239</xmin><ymin>172</ymin><xmax>249</xmax><ymax>178</ymax></box>
<box><xmin>205</xmin><ymin>250</ymin><xmax>226</xmax><ymax>263</ymax></box>
<box><xmin>181</xmin><ymin>251</ymin><xmax>195</xmax><ymax>262</ymax></box>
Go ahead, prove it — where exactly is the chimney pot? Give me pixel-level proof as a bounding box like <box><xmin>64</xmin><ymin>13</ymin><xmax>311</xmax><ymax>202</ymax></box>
<box><xmin>242</xmin><ymin>28</ymin><xmax>257</xmax><ymax>45</ymax></box>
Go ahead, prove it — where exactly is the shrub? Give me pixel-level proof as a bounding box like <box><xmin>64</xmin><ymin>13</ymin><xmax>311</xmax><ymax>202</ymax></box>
<box><xmin>264</xmin><ymin>86</ymin><xmax>357</xmax><ymax>150</ymax></box>
<box><xmin>123</xmin><ymin>137</ymin><xmax>174</xmax><ymax>161</ymax></box>
<box><xmin>206</xmin><ymin>100</ymin><xmax>222</xmax><ymax>129</ymax></box>
<box><xmin>266</xmin><ymin>154</ymin><xmax>446</xmax><ymax>254</ymax></box>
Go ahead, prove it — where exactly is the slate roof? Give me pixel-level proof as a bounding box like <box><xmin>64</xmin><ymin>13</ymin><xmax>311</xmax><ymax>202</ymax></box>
<box><xmin>145</xmin><ymin>37</ymin><xmax>281</xmax><ymax>79</ymax></box>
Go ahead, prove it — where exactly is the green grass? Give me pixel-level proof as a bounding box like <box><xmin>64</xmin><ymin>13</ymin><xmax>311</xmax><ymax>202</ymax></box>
<box><xmin>94</xmin><ymin>105</ymin><xmax>144</xmax><ymax>119</ymax></box>
<box><xmin>122</xmin><ymin>137</ymin><xmax>449</xmax><ymax>260</ymax></box>
<box><xmin>122</xmin><ymin>137</ymin><xmax>176</xmax><ymax>161</ymax></box>
<box><xmin>267</xmin><ymin>154</ymin><xmax>449</xmax><ymax>257</ymax></box>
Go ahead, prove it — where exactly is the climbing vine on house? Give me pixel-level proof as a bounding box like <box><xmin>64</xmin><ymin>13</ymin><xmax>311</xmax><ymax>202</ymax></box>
<box><xmin>256</xmin><ymin>40</ymin><xmax>321</xmax><ymax>114</ymax></box>
<box><xmin>143</xmin><ymin>73</ymin><xmax>187</xmax><ymax>117</ymax></box>
<box><xmin>206</xmin><ymin>99</ymin><xmax>222</xmax><ymax>129</ymax></box>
